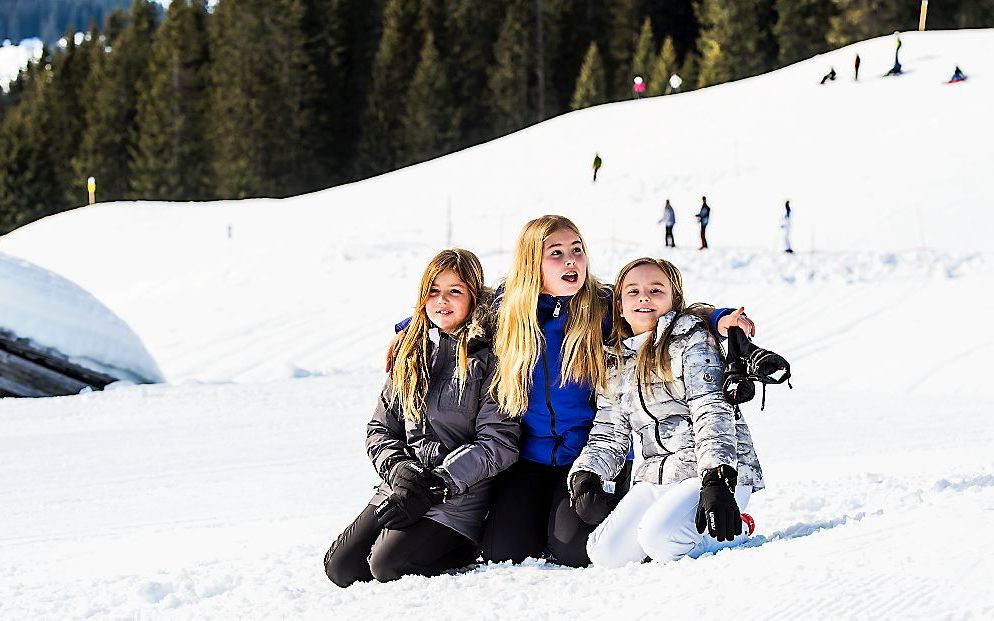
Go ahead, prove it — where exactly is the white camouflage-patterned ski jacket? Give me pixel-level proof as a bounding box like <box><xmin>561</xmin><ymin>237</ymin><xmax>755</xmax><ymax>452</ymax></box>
<box><xmin>570</xmin><ymin>311</ymin><xmax>764</xmax><ymax>491</ymax></box>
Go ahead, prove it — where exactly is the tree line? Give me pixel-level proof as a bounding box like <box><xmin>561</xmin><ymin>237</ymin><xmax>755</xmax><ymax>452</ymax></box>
<box><xmin>1</xmin><ymin>0</ymin><xmax>992</xmax><ymax>235</ymax></box>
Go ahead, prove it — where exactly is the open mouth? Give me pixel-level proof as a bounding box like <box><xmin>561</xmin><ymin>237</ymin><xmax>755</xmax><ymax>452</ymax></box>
<box><xmin>435</xmin><ymin>309</ymin><xmax>453</xmax><ymax>316</ymax></box>
<box><xmin>561</xmin><ymin>271</ymin><xmax>578</xmax><ymax>284</ymax></box>
<box><xmin>634</xmin><ymin>308</ymin><xmax>656</xmax><ymax>314</ymax></box>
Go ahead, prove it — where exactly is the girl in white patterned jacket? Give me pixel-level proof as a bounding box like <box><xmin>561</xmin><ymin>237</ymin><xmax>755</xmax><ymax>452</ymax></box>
<box><xmin>568</xmin><ymin>257</ymin><xmax>764</xmax><ymax>567</ymax></box>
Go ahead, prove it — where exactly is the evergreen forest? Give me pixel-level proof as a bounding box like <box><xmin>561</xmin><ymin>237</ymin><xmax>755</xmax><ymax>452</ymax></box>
<box><xmin>1</xmin><ymin>0</ymin><xmax>992</xmax><ymax>234</ymax></box>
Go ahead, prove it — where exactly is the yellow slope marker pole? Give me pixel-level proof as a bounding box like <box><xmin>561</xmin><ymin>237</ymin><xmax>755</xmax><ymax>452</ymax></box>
<box><xmin>87</xmin><ymin>177</ymin><xmax>96</xmax><ymax>205</ymax></box>
<box><xmin>919</xmin><ymin>0</ymin><xmax>929</xmax><ymax>31</ymax></box>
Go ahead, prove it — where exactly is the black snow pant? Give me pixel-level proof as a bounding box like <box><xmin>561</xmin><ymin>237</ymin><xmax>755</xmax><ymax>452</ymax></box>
<box><xmin>700</xmin><ymin>224</ymin><xmax>708</xmax><ymax>249</ymax></box>
<box><xmin>323</xmin><ymin>502</ymin><xmax>479</xmax><ymax>587</ymax></box>
<box><xmin>480</xmin><ymin>458</ymin><xmax>632</xmax><ymax>568</ymax></box>
<box><xmin>665</xmin><ymin>225</ymin><xmax>675</xmax><ymax>247</ymax></box>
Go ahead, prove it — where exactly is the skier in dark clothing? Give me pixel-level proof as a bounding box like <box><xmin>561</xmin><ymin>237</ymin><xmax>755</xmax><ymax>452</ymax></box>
<box><xmin>696</xmin><ymin>196</ymin><xmax>711</xmax><ymax>250</ymax></box>
<box><xmin>820</xmin><ymin>67</ymin><xmax>837</xmax><ymax>85</ymax></box>
<box><xmin>885</xmin><ymin>33</ymin><xmax>903</xmax><ymax>76</ymax></box>
<box><xmin>854</xmin><ymin>54</ymin><xmax>861</xmax><ymax>81</ymax></box>
<box><xmin>949</xmin><ymin>66</ymin><xmax>967</xmax><ymax>83</ymax></box>
<box><xmin>592</xmin><ymin>153</ymin><xmax>602</xmax><ymax>182</ymax></box>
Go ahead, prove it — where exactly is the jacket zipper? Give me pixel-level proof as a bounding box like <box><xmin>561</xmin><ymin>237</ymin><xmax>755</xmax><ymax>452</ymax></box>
<box><xmin>543</xmin><ymin>350</ymin><xmax>561</xmax><ymax>466</ymax></box>
<box><xmin>637</xmin><ymin>382</ymin><xmax>666</xmax><ymax>484</ymax></box>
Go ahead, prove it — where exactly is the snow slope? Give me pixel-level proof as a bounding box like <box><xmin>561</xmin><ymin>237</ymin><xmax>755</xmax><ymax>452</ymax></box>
<box><xmin>0</xmin><ymin>30</ymin><xmax>993</xmax><ymax>618</ymax></box>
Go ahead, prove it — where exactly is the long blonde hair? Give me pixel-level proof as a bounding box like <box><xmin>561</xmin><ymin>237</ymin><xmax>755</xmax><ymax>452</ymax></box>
<box><xmin>391</xmin><ymin>248</ymin><xmax>486</xmax><ymax>420</ymax></box>
<box><xmin>609</xmin><ymin>257</ymin><xmax>713</xmax><ymax>392</ymax></box>
<box><xmin>493</xmin><ymin>215</ymin><xmax>608</xmax><ymax>416</ymax></box>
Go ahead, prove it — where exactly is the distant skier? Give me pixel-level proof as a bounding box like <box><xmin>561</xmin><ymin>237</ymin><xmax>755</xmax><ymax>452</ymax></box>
<box><xmin>820</xmin><ymin>67</ymin><xmax>837</xmax><ymax>85</ymax></box>
<box><xmin>948</xmin><ymin>66</ymin><xmax>967</xmax><ymax>83</ymax></box>
<box><xmin>854</xmin><ymin>54</ymin><xmax>861</xmax><ymax>81</ymax></box>
<box><xmin>633</xmin><ymin>76</ymin><xmax>646</xmax><ymax>99</ymax></box>
<box><xmin>658</xmin><ymin>199</ymin><xmax>676</xmax><ymax>247</ymax></box>
<box><xmin>781</xmin><ymin>201</ymin><xmax>793</xmax><ymax>254</ymax></box>
<box><xmin>696</xmin><ymin>196</ymin><xmax>711</xmax><ymax>250</ymax></box>
<box><xmin>885</xmin><ymin>33</ymin><xmax>903</xmax><ymax>76</ymax></box>
<box><xmin>592</xmin><ymin>153</ymin><xmax>602</xmax><ymax>182</ymax></box>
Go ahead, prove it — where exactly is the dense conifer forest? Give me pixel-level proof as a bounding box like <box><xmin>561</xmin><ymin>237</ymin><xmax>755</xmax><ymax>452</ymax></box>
<box><xmin>1</xmin><ymin>0</ymin><xmax>991</xmax><ymax>234</ymax></box>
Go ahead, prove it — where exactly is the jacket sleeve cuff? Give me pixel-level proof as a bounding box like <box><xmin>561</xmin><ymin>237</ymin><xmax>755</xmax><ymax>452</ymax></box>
<box><xmin>710</xmin><ymin>307</ymin><xmax>734</xmax><ymax>339</ymax></box>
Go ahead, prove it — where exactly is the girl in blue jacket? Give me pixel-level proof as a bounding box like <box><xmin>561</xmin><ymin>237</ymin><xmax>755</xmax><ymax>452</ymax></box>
<box><xmin>480</xmin><ymin>215</ymin><xmax>749</xmax><ymax>567</ymax></box>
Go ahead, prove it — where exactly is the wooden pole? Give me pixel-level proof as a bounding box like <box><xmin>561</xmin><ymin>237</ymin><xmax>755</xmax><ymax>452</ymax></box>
<box><xmin>919</xmin><ymin>0</ymin><xmax>928</xmax><ymax>31</ymax></box>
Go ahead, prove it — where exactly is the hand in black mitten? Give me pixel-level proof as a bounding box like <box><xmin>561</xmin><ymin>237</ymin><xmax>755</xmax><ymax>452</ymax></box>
<box><xmin>374</xmin><ymin>492</ymin><xmax>431</xmax><ymax>530</ymax></box>
<box><xmin>570</xmin><ymin>471</ymin><xmax>611</xmax><ymax>526</ymax></box>
<box><xmin>386</xmin><ymin>459</ymin><xmax>431</xmax><ymax>497</ymax></box>
<box><xmin>695</xmin><ymin>465</ymin><xmax>742</xmax><ymax>542</ymax></box>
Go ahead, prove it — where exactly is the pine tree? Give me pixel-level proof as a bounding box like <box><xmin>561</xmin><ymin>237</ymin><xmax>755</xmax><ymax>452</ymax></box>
<box><xmin>131</xmin><ymin>0</ymin><xmax>212</xmax><ymax>201</ymax></box>
<box><xmin>0</xmin><ymin>69</ymin><xmax>60</xmax><ymax>233</ymax></box>
<box><xmin>444</xmin><ymin>0</ymin><xmax>501</xmax><ymax>146</ymax></box>
<box><xmin>955</xmin><ymin>0</ymin><xmax>994</xmax><ymax>28</ymax></box>
<box><xmin>570</xmin><ymin>41</ymin><xmax>606</xmax><ymax>110</ymax></box>
<box><xmin>403</xmin><ymin>32</ymin><xmax>457</xmax><ymax>162</ymax></box>
<box><xmin>489</xmin><ymin>0</ymin><xmax>534</xmax><ymax>135</ymax></box>
<box><xmin>677</xmin><ymin>49</ymin><xmax>700</xmax><ymax>92</ymax></box>
<box><xmin>607</xmin><ymin>0</ymin><xmax>638</xmax><ymax>98</ymax></box>
<box><xmin>74</xmin><ymin>0</ymin><xmax>158</xmax><ymax>203</ymax></box>
<box><xmin>632</xmin><ymin>17</ymin><xmax>655</xmax><ymax>84</ymax></box>
<box><xmin>356</xmin><ymin>0</ymin><xmax>421</xmax><ymax>175</ymax></box>
<box><xmin>696</xmin><ymin>0</ymin><xmax>778</xmax><ymax>88</ymax></box>
<box><xmin>648</xmin><ymin>36</ymin><xmax>677</xmax><ymax>96</ymax></box>
<box><xmin>828</xmin><ymin>0</ymin><xmax>908</xmax><ymax>48</ymax></box>
<box><xmin>775</xmin><ymin>0</ymin><xmax>833</xmax><ymax>66</ymax></box>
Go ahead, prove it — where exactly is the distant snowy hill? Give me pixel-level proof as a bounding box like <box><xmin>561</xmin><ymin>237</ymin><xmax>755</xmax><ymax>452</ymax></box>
<box><xmin>0</xmin><ymin>30</ymin><xmax>992</xmax><ymax>618</ymax></box>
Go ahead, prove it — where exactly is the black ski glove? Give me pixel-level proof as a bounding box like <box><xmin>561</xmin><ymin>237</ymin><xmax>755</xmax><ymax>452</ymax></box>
<box><xmin>695</xmin><ymin>465</ymin><xmax>742</xmax><ymax>542</ymax></box>
<box><xmin>374</xmin><ymin>492</ymin><xmax>430</xmax><ymax>530</ymax></box>
<box><xmin>570</xmin><ymin>470</ymin><xmax>612</xmax><ymax>526</ymax></box>
<box><xmin>386</xmin><ymin>458</ymin><xmax>431</xmax><ymax>496</ymax></box>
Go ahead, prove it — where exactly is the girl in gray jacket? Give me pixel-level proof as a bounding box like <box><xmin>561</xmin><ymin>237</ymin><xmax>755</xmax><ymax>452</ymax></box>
<box><xmin>323</xmin><ymin>249</ymin><xmax>520</xmax><ymax>586</ymax></box>
<box><xmin>569</xmin><ymin>257</ymin><xmax>764</xmax><ymax>567</ymax></box>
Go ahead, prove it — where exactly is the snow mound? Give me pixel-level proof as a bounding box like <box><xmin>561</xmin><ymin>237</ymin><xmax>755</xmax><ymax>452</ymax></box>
<box><xmin>0</xmin><ymin>252</ymin><xmax>163</xmax><ymax>383</ymax></box>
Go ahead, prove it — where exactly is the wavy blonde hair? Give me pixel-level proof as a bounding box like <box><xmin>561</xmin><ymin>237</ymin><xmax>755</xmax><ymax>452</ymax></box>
<box><xmin>391</xmin><ymin>248</ymin><xmax>485</xmax><ymax>421</ymax></box>
<box><xmin>493</xmin><ymin>215</ymin><xmax>608</xmax><ymax>416</ymax></box>
<box><xmin>610</xmin><ymin>257</ymin><xmax>713</xmax><ymax>392</ymax></box>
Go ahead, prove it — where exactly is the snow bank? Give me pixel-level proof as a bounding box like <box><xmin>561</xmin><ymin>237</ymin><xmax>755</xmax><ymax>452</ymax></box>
<box><xmin>0</xmin><ymin>38</ymin><xmax>43</xmax><ymax>91</ymax></box>
<box><xmin>0</xmin><ymin>252</ymin><xmax>163</xmax><ymax>383</ymax></box>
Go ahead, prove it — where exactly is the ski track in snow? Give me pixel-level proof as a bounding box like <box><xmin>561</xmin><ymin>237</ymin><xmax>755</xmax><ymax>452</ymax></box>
<box><xmin>1</xmin><ymin>29</ymin><xmax>994</xmax><ymax>618</ymax></box>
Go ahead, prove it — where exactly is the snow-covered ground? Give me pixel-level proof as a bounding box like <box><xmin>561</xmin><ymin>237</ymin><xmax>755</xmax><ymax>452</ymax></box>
<box><xmin>1</xmin><ymin>30</ymin><xmax>993</xmax><ymax>618</ymax></box>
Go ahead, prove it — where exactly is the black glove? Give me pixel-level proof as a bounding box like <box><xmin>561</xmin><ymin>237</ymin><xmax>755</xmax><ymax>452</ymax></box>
<box><xmin>374</xmin><ymin>492</ymin><xmax>430</xmax><ymax>530</ymax></box>
<box><xmin>570</xmin><ymin>470</ymin><xmax>612</xmax><ymax>526</ymax></box>
<box><xmin>386</xmin><ymin>458</ymin><xmax>430</xmax><ymax>496</ymax></box>
<box><xmin>695</xmin><ymin>465</ymin><xmax>742</xmax><ymax>542</ymax></box>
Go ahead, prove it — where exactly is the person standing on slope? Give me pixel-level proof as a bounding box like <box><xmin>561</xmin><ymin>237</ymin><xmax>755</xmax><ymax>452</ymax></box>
<box><xmin>782</xmin><ymin>201</ymin><xmax>793</xmax><ymax>254</ymax></box>
<box><xmin>592</xmin><ymin>153</ymin><xmax>602</xmax><ymax>182</ymax></box>
<box><xmin>323</xmin><ymin>249</ymin><xmax>519</xmax><ymax>587</ymax></box>
<box><xmin>659</xmin><ymin>199</ymin><xmax>676</xmax><ymax>248</ymax></box>
<box><xmin>696</xmin><ymin>196</ymin><xmax>711</xmax><ymax>250</ymax></box>
<box><xmin>570</xmin><ymin>257</ymin><xmax>766</xmax><ymax>567</ymax></box>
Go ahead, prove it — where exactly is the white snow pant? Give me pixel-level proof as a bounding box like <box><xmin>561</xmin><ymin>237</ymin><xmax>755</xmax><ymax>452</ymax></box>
<box><xmin>586</xmin><ymin>478</ymin><xmax>752</xmax><ymax>568</ymax></box>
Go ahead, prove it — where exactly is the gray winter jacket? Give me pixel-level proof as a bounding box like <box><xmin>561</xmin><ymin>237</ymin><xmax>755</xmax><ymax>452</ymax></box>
<box><xmin>366</xmin><ymin>309</ymin><xmax>520</xmax><ymax>543</ymax></box>
<box><xmin>570</xmin><ymin>312</ymin><xmax>764</xmax><ymax>492</ymax></box>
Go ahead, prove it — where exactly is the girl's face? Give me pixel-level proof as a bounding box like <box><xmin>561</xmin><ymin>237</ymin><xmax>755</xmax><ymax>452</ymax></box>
<box><xmin>427</xmin><ymin>269</ymin><xmax>472</xmax><ymax>333</ymax></box>
<box><xmin>619</xmin><ymin>263</ymin><xmax>674</xmax><ymax>336</ymax></box>
<box><xmin>540</xmin><ymin>228</ymin><xmax>587</xmax><ymax>296</ymax></box>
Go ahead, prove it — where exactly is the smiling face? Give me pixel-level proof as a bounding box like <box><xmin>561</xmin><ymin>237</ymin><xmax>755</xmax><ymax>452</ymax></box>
<box><xmin>619</xmin><ymin>263</ymin><xmax>675</xmax><ymax>336</ymax></box>
<box><xmin>540</xmin><ymin>227</ymin><xmax>587</xmax><ymax>296</ymax></box>
<box><xmin>426</xmin><ymin>269</ymin><xmax>472</xmax><ymax>333</ymax></box>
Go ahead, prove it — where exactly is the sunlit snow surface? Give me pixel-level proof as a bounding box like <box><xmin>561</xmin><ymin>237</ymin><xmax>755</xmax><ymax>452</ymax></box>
<box><xmin>0</xmin><ymin>30</ymin><xmax>992</xmax><ymax>618</ymax></box>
